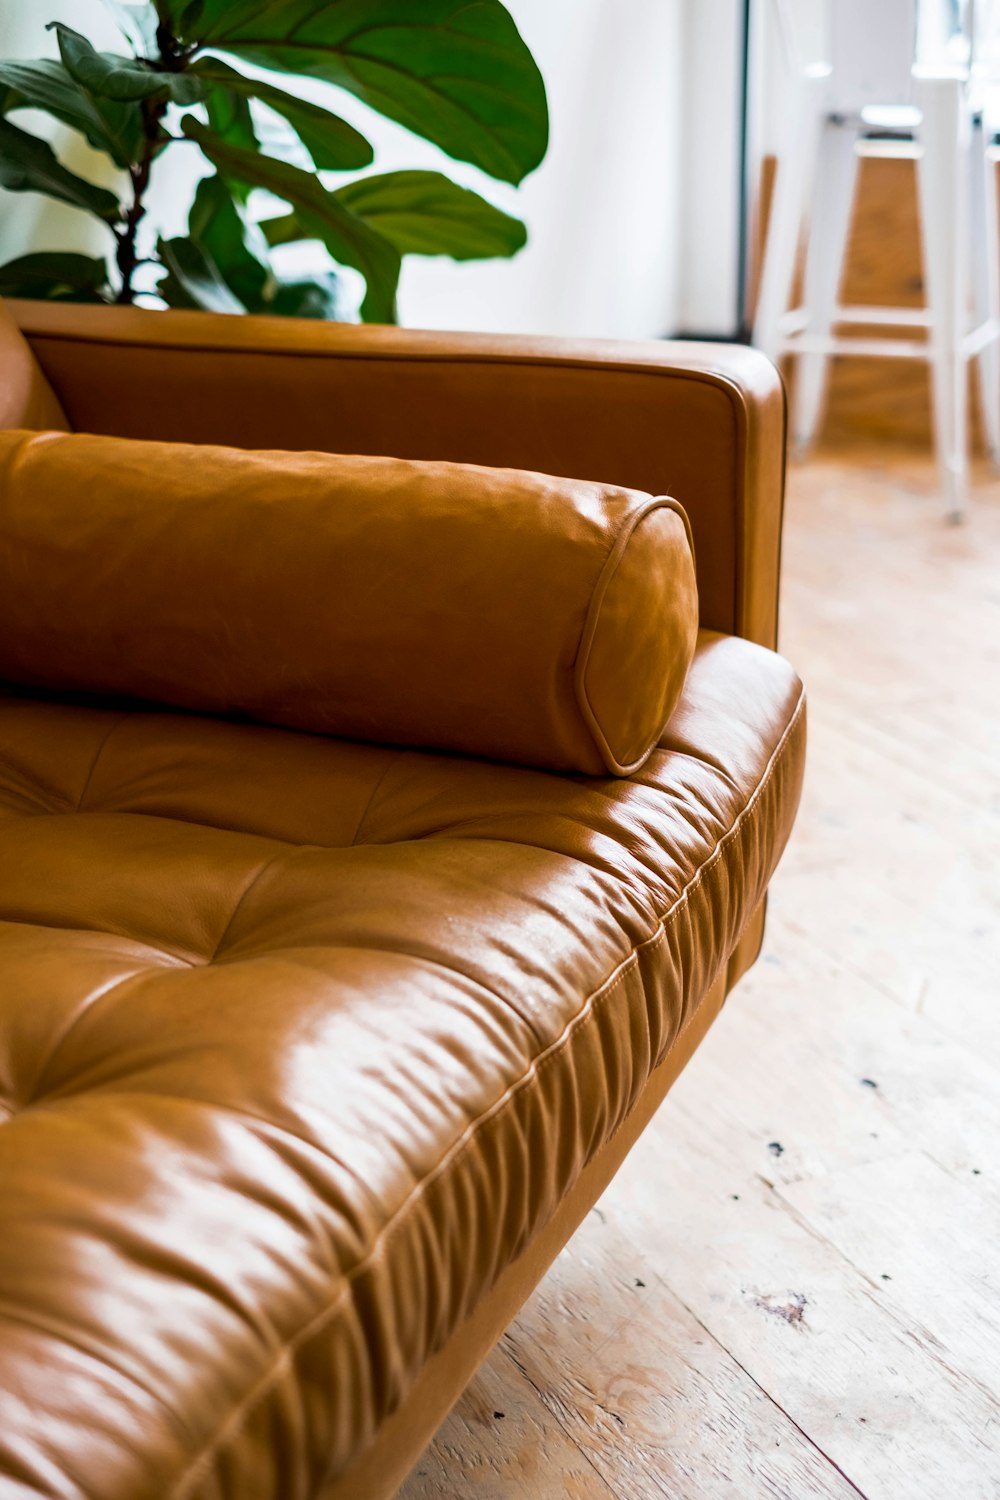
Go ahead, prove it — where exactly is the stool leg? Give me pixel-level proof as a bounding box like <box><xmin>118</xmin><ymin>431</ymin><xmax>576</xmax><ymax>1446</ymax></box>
<box><xmin>970</xmin><ymin>115</ymin><xmax>1000</xmax><ymax>467</ymax></box>
<box><xmin>915</xmin><ymin>73</ymin><xmax>970</xmax><ymax>522</ymax></box>
<box><xmin>791</xmin><ymin>118</ymin><xmax>860</xmax><ymax>457</ymax></box>
<box><xmin>753</xmin><ymin>72</ymin><xmax>827</xmax><ymax>367</ymax></box>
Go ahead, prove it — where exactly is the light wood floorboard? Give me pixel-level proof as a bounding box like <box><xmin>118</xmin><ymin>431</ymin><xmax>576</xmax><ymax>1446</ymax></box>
<box><xmin>398</xmin><ymin>451</ymin><xmax>1000</xmax><ymax>1499</ymax></box>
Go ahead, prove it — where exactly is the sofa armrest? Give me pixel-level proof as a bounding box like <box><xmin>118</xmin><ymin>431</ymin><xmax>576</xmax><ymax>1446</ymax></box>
<box><xmin>6</xmin><ymin>301</ymin><xmax>786</xmax><ymax>648</ymax></box>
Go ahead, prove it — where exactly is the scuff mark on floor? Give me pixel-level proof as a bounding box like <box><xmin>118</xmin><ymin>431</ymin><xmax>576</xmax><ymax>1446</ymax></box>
<box><xmin>751</xmin><ymin>1290</ymin><xmax>808</xmax><ymax>1327</ymax></box>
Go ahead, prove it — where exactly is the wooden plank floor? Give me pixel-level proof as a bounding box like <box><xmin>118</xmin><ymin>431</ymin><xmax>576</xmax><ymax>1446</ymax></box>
<box><xmin>398</xmin><ymin>450</ymin><xmax>1000</xmax><ymax>1500</ymax></box>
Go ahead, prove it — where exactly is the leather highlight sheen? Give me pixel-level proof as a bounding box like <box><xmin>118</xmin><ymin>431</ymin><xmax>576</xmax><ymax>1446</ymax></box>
<box><xmin>0</xmin><ymin>427</ymin><xmax>697</xmax><ymax>777</ymax></box>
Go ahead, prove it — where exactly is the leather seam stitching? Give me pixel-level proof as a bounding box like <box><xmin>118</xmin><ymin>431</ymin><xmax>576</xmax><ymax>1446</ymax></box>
<box><xmin>167</xmin><ymin>685</ymin><xmax>805</xmax><ymax>1497</ymax></box>
<box><xmin>24</xmin><ymin>332</ymin><xmax>761</xmax><ymax>390</ymax></box>
<box><xmin>573</xmin><ymin>496</ymin><xmax>693</xmax><ymax>776</ymax></box>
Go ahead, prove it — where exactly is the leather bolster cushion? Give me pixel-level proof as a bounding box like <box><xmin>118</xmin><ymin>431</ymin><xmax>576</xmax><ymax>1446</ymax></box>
<box><xmin>0</xmin><ymin>427</ymin><xmax>698</xmax><ymax>775</ymax></box>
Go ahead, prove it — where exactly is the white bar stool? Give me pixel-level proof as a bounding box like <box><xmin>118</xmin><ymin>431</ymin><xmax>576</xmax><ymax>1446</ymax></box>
<box><xmin>754</xmin><ymin>0</ymin><xmax>1000</xmax><ymax>520</ymax></box>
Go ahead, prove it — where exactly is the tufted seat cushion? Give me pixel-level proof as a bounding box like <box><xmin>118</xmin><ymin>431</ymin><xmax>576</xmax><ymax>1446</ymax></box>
<box><xmin>0</xmin><ymin>630</ymin><xmax>804</xmax><ymax>1498</ymax></box>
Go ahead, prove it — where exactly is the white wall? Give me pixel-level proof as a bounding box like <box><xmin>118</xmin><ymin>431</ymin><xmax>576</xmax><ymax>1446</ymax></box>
<box><xmin>753</xmin><ymin>0</ymin><xmax>826</xmax><ymax>155</ymax></box>
<box><xmin>0</xmin><ymin>0</ymin><xmax>687</xmax><ymax>339</ymax></box>
<box><xmin>395</xmin><ymin>0</ymin><xmax>686</xmax><ymax>339</ymax></box>
<box><xmin>0</xmin><ymin>0</ymin><xmax>124</xmax><ymax>265</ymax></box>
<box><xmin>674</xmin><ymin>0</ymin><xmax>747</xmax><ymax>336</ymax></box>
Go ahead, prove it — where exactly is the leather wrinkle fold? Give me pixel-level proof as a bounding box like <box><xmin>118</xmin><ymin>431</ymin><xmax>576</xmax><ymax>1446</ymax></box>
<box><xmin>76</xmin><ymin>714</ymin><xmax>130</xmax><ymax>812</ymax></box>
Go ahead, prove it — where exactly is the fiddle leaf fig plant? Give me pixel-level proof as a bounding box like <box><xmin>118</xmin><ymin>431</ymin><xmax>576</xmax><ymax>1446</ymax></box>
<box><xmin>0</xmin><ymin>0</ymin><xmax>547</xmax><ymax>321</ymax></box>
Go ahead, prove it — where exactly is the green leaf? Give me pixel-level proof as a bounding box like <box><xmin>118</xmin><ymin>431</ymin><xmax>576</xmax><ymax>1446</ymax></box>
<box><xmin>173</xmin><ymin>0</ymin><xmax>548</xmax><ymax>186</ymax></box>
<box><xmin>267</xmin><ymin>271</ymin><xmax>342</xmax><ymax>319</ymax></box>
<box><xmin>184</xmin><ymin>119</ymin><xmax>400</xmax><ymax>322</ymax></box>
<box><xmin>175</xmin><ymin>0</ymin><xmax>209</xmax><ymax>29</ymax></box>
<box><xmin>148</xmin><ymin>0</ymin><xmax>206</xmax><ymax>41</ymax></box>
<box><xmin>259</xmin><ymin>212</ymin><xmax>300</xmax><ymax>249</ymax></box>
<box><xmin>335</xmin><ymin>170</ymin><xmax>526</xmax><ymax>259</ymax></box>
<box><xmin>157</xmin><ymin>233</ymin><xmax>247</xmax><ymax>312</ymax></box>
<box><xmin>154</xmin><ymin>264</ymin><xmax>197</xmax><ymax>310</ymax></box>
<box><xmin>152</xmin><ymin>0</ymin><xmax>192</xmax><ymax>31</ymax></box>
<box><xmin>186</xmin><ymin>172</ymin><xmax>269</xmax><ymax>307</ymax></box>
<box><xmin>100</xmin><ymin>1</ymin><xmax>161</xmax><ymax>57</ymax></box>
<box><xmin>0</xmin><ymin>250</ymin><xmax>110</xmax><ymax>301</ymax></box>
<box><xmin>192</xmin><ymin>58</ymin><xmax>373</xmax><ymax>171</ymax></box>
<box><xmin>205</xmin><ymin>73</ymin><xmax>257</xmax><ymax>153</ymax></box>
<box><xmin>0</xmin><ymin>57</ymin><xmax>143</xmax><ymax>167</ymax></box>
<box><xmin>261</xmin><ymin>170</ymin><xmax>526</xmax><ymax>266</ymax></box>
<box><xmin>0</xmin><ymin>117</ymin><xmax>121</xmax><ymax>220</ymax></box>
<box><xmin>50</xmin><ymin>23</ymin><xmax>207</xmax><ymax>105</ymax></box>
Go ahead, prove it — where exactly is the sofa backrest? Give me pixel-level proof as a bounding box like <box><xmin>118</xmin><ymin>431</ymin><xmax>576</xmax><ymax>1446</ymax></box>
<box><xmin>3</xmin><ymin>300</ymin><xmax>786</xmax><ymax>651</ymax></box>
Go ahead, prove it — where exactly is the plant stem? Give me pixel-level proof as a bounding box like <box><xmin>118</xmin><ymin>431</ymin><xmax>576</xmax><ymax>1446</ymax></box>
<box><xmin>115</xmin><ymin>95</ymin><xmax>168</xmax><ymax>304</ymax></box>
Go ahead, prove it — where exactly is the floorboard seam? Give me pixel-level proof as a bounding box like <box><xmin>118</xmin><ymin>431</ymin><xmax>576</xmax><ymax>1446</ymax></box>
<box><xmin>665</xmin><ymin>1286</ymin><xmax>872</xmax><ymax>1500</ymax></box>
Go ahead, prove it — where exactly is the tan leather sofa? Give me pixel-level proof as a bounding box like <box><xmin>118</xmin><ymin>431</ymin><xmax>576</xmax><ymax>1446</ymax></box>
<box><xmin>0</xmin><ymin>300</ymin><xmax>806</xmax><ymax>1500</ymax></box>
